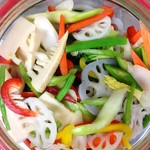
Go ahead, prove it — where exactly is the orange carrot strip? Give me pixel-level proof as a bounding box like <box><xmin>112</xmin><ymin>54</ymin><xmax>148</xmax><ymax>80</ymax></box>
<box><xmin>59</xmin><ymin>15</ymin><xmax>68</xmax><ymax>75</ymax></box>
<box><xmin>131</xmin><ymin>49</ymin><xmax>148</xmax><ymax>68</ymax></box>
<box><xmin>59</xmin><ymin>15</ymin><xmax>65</xmax><ymax>39</ymax></box>
<box><xmin>67</xmin><ymin>6</ymin><xmax>114</xmax><ymax>33</ymax></box>
<box><xmin>130</xmin><ymin>30</ymin><xmax>141</xmax><ymax>44</ymax></box>
<box><xmin>140</xmin><ymin>21</ymin><xmax>150</xmax><ymax>68</ymax></box>
<box><xmin>48</xmin><ymin>6</ymin><xmax>56</xmax><ymax>12</ymax></box>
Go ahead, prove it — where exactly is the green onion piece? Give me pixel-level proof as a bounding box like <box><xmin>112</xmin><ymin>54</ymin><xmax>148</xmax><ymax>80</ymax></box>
<box><xmin>66</xmin><ymin>36</ymin><xmax>127</xmax><ymax>53</ymax></box>
<box><xmin>122</xmin><ymin>84</ymin><xmax>135</xmax><ymax>124</ymax></box>
<box><xmin>56</xmin><ymin>74</ymin><xmax>75</xmax><ymax>101</ymax></box>
<box><xmin>0</xmin><ymin>66</ymin><xmax>10</xmax><ymax>130</ymax></box>
<box><xmin>19</xmin><ymin>63</ymin><xmax>41</xmax><ymax>97</ymax></box>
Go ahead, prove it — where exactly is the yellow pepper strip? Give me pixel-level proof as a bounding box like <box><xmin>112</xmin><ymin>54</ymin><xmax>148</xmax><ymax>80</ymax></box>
<box><xmin>79</xmin><ymin>57</ymin><xmax>97</xmax><ymax>78</ymax></box>
<box><xmin>98</xmin><ymin>123</ymin><xmax>132</xmax><ymax>149</ymax></box>
<box><xmin>56</xmin><ymin>124</ymin><xmax>74</xmax><ymax>147</ymax></box>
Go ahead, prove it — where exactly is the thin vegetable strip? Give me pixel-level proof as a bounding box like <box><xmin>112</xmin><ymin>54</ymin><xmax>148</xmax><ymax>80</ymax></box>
<box><xmin>19</xmin><ymin>63</ymin><xmax>41</xmax><ymax>97</ymax></box>
<box><xmin>66</xmin><ymin>36</ymin><xmax>127</xmax><ymax>52</ymax></box>
<box><xmin>0</xmin><ymin>66</ymin><xmax>10</xmax><ymax>130</ymax></box>
<box><xmin>67</xmin><ymin>6</ymin><xmax>114</xmax><ymax>33</ymax></box>
<box><xmin>56</xmin><ymin>74</ymin><xmax>76</xmax><ymax>101</ymax></box>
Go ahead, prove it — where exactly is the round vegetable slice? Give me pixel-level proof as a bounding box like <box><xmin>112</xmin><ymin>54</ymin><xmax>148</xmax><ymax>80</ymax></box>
<box><xmin>72</xmin><ymin>16</ymin><xmax>111</xmax><ymax>41</ymax></box>
<box><xmin>79</xmin><ymin>59</ymin><xmax>116</xmax><ymax>115</ymax></box>
<box><xmin>87</xmin><ymin>132</ymin><xmax>123</xmax><ymax>150</ymax></box>
<box><xmin>25</xmin><ymin>97</ymin><xmax>57</xmax><ymax>149</ymax></box>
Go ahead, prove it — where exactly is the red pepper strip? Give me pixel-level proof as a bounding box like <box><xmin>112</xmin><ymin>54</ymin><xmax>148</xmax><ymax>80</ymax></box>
<box><xmin>127</xmin><ymin>26</ymin><xmax>141</xmax><ymax>44</ymax></box>
<box><xmin>1</xmin><ymin>78</ymin><xmax>37</xmax><ymax>117</ymax></box>
<box><xmin>24</xmin><ymin>139</ymin><xmax>35</xmax><ymax>150</ymax></box>
<box><xmin>46</xmin><ymin>86</ymin><xmax>76</xmax><ymax>103</ymax></box>
<box><xmin>111</xmin><ymin>120</ymin><xmax>120</xmax><ymax>124</ymax></box>
<box><xmin>127</xmin><ymin>26</ymin><xmax>137</xmax><ymax>39</ymax></box>
<box><xmin>75</xmin><ymin>121</ymin><xmax>92</xmax><ymax>126</ymax></box>
<box><xmin>21</xmin><ymin>92</ymin><xmax>36</xmax><ymax>98</ymax></box>
<box><xmin>0</xmin><ymin>56</ymin><xmax>11</xmax><ymax>64</ymax></box>
<box><xmin>48</xmin><ymin>6</ymin><xmax>56</xmax><ymax>11</ymax></box>
<box><xmin>67</xmin><ymin>59</ymin><xmax>74</xmax><ymax>71</ymax></box>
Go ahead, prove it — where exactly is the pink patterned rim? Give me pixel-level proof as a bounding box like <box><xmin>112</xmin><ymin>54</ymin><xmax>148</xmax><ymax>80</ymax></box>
<box><xmin>0</xmin><ymin>0</ymin><xmax>150</xmax><ymax>150</ymax></box>
<box><xmin>137</xmin><ymin>0</ymin><xmax>150</xmax><ymax>12</ymax></box>
<box><xmin>0</xmin><ymin>0</ymin><xmax>20</xmax><ymax>18</ymax></box>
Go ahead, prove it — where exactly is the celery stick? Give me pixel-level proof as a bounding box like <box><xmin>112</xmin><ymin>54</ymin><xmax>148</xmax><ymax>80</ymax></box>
<box><xmin>27</xmin><ymin>9</ymin><xmax>102</xmax><ymax>24</ymax></box>
<box><xmin>72</xmin><ymin>89</ymin><xmax>127</xmax><ymax>135</ymax></box>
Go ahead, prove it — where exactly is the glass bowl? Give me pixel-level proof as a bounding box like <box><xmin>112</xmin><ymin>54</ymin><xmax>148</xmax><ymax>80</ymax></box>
<box><xmin>0</xmin><ymin>0</ymin><xmax>150</xmax><ymax>149</ymax></box>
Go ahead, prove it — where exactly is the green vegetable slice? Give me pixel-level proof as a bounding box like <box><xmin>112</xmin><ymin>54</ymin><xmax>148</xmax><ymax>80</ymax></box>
<box><xmin>0</xmin><ymin>66</ymin><xmax>10</xmax><ymax>130</ymax></box>
<box><xmin>122</xmin><ymin>84</ymin><xmax>136</xmax><ymax>124</ymax></box>
<box><xmin>104</xmin><ymin>64</ymin><xmax>143</xmax><ymax>91</ymax></box>
<box><xmin>66</xmin><ymin>36</ymin><xmax>127</xmax><ymax>52</ymax></box>
<box><xmin>56</xmin><ymin>74</ymin><xmax>75</xmax><ymax>101</ymax></box>
<box><xmin>143</xmin><ymin>114</ymin><xmax>150</xmax><ymax>128</ymax></box>
<box><xmin>19</xmin><ymin>63</ymin><xmax>41</xmax><ymax>97</ymax></box>
<box><xmin>27</xmin><ymin>9</ymin><xmax>102</xmax><ymax>24</ymax></box>
<box><xmin>72</xmin><ymin>89</ymin><xmax>127</xmax><ymax>135</ymax></box>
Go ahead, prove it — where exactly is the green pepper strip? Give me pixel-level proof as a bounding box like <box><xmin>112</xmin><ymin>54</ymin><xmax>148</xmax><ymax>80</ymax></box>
<box><xmin>104</xmin><ymin>64</ymin><xmax>143</xmax><ymax>91</ymax></box>
<box><xmin>56</xmin><ymin>74</ymin><xmax>75</xmax><ymax>101</ymax></box>
<box><xmin>19</xmin><ymin>63</ymin><xmax>41</xmax><ymax>97</ymax></box>
<box><xmin>66</xmin><ymin>36</ymin><xmax>127</xmax><ymax>53</ymax></box>
<box><xmin>122</xmin><ymin>84</ymin><xmax>135</xmax><ymax>124</ymax></box>
<box><xmin>0</xmin><ymin>66</ymin><xmax>10</xmax><ymax>130</ymax></box>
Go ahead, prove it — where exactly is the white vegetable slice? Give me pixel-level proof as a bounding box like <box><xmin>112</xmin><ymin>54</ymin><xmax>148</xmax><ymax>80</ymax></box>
<box><xmin>27</xmin><ymin>31</ymin><xmax>68</xmax><ymax>93</ymax></box>
<box><xmin>5</xmin><ymin>101</ymin><xmax>35</xmax><ymax>143</ymax></box>
<box><xmin>72</xmin><ymin>16</ymin><xmax>111</xmax><ymax>41</ymax></box>
<box><xmin>0</xmin><ymin>17</ymin><xmax>39</xmax><ymax>64</ymax></box>
<box><xmin>87</xmin><ymin>132</ymin><xmax>123</xmax><ymax>150</ymax></box>
<box><xmin>130</xmin><ymin>103</ymin><xmax>150</xmax><ymax>139</ymax></box>
<box><xmin>56</xmin><ymin>0</ymin><xmax>74</xmax><ymax>11</ymax></box>
<box><xmin>79</xmin><ymin>59</ymin><xmax>116</xmax><ymax>115</ymax></box>
<box><xmin>25</xmin><ymin>97</ymin><xmax>57</xmax><ymax>149</ymax></box>
<box><xmin>39</xmin><ymin>92</ymin><xmax>75</xmax><ymax>130</ymax></box>
<box><xmin>112</xmin><ymin>17</ymin><xmax>124</xmax><ymax>35</ymax></box>
<box><xmin>128</xmin><ymin>64</ymin><xmax>150</xmax><ymax>108</ymax></box>
<box><xmin>72</xmin><ymin>135</ymin><xmax>87</xmax><ymax>150</ymax></box>
<box><xmin>34</xmin><ymin>16</ymin><xmax>58</xmax><ymax>51</ymax></box>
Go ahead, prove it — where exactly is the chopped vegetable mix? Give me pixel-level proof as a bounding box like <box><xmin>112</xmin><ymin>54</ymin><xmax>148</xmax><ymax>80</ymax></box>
<box><xmin>0</xmin><ymin>1</ymin><xmax>150</xmax><ymax>150</ymax></box>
